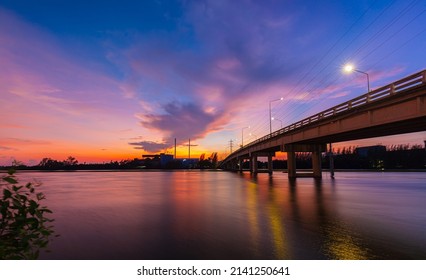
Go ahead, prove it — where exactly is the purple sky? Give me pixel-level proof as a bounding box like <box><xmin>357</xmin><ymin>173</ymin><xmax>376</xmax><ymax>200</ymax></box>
<box><xmin>1</xmin><ymin>0</ymin><xmax>426</xmax><ymax>165</ymax></box>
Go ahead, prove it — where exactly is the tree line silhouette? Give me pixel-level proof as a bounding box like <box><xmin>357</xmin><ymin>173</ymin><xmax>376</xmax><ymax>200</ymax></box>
<box><xmin>1</xmin><ymin>144</ymin><xmax>424</xmax><ymax>170</ymax></box>
<box><xmin>1</xmin><ymin>155</ymin><xmax>218</xmax><ymax>170</ymax></box>
<box><xmin>256</xmin><ymin>144</ymin><xmax>425</xmax><ymax>170</ymax></box>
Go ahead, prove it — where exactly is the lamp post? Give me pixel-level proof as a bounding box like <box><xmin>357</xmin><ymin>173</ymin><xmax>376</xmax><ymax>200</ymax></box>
<box><xmin>269</xmin><ymin>97</ymin><xmax>283</xmax><ymax>134</ymax></box>
<box><xmin>271</xmin><ymin>117</ymin><xmax>282</xmax><ymax>129</ymax></box>
<box><xmin>241</xmin><ymin>126</ymin><xmax>250</xmax><ymax>147</ymax></box>
<box><xmin>344</xmin><ymin>64</ymin><xmax>370</xmax><ymax>92</ymax></box>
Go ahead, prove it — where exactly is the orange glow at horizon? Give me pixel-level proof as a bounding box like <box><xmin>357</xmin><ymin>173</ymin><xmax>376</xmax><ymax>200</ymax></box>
<box><xmin>0</xmin><ymin>138</ymin><xmax>214</xmax><ymax>165</ymax></box>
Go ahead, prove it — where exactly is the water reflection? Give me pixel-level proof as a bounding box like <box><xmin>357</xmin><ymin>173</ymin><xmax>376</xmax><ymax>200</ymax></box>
<box><xmin>245</xmin><ymin>179</ymin><xmax>261</xmax><ymax>258</ymax></box>
<box><xmin>13</xmin><ymin>171</ymin><xmax>426</xmax><ymax>259</ymax></box>
<box><xmin>311</xmin><ymin>179</ymin><xmax>370</xmax><ymax>260</ymax></box>
<box><xmin>240</xmin><ymin>174</ymin><xmax>371</xmax><ymax>259</ymax></box>
<box><xmin>265</xmin><ymin>185</ymin><xmax>289</xmax><ymax>259</ymax></box>
<box><xmin>237</xmin><ymin>172</ymin><xmax>425</xmax><ymax>259</ymax></box>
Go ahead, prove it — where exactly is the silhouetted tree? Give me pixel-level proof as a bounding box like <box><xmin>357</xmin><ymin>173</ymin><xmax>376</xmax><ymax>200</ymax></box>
<box><xmin>63</xmin><ymin>156</ymin><xmax>78</xmax><ymax>166</ymax></box>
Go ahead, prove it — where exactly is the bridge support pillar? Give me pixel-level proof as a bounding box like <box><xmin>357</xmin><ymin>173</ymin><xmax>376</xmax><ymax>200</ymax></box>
<box><xmin>287</xmin><ymin>151</ymin><xmax>297</xmax><ymax>178</ymax></box>
<box><xmin>267</xmin><ymin>154</ymin><xmax>273</xmax><ymax>175</ymax></box>
<box><xmin>312</xmin><ymin>150</ymin><xmax>322</xmax><ymax>178</ymax></box>
<box><xmin>329</xmin><ymin>143</ymin><xmax>335</xmax><ymax>179</ymax></box>
<box><xmin>233</xmin><ymin>159</ymin><xmax>239</xmax><ymax>171</ymax></box>
<box><xmin>238</xmin><ymin>158</ymin><xmax>243</xmax><ymax>172</ymax></box>
<box><xmin>284</xmin><ymin>143</ymin><xmax>326</xmax><ymax>179</ymax></box>
<box><xmin>250</xmin><ymin>154</ymin><xmax>258</xmax><ymax>174</ymax></box>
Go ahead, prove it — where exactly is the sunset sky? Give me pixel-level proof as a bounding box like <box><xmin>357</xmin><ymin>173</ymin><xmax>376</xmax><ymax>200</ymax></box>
<box><xmin>1</xmin><ymin>0</ymin><xmax>426</xmax><ymax>165</ymax></box>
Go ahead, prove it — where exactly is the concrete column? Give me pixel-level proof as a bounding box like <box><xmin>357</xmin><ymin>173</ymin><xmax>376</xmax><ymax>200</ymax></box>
<box><xmin>287</xmin><ymin>151</ymin><xmax>296</xmax><ymax>178</ymax></box>
<box><xmin>329</xmin><ymin>143</ymin><xmax>334</xmax><ymax>179</ymax></box>
<box><xmin>268</xmin><ymin>154</ymin><xmax>273</xmax><ymax>175</ymax></box>
<box><xmin>252</xmin><ymin>154</ymin><xmax>258</xmax><ymax>174</ymax></box>
<box><xmin>238</xmin><ymin>158</ymin><xmax>243</xmax><ymax>172</ymax></box>
<box><xmin>312</xmin><ymin>150</ymin><xmax>322</xmax><ymax>178</ymax></box>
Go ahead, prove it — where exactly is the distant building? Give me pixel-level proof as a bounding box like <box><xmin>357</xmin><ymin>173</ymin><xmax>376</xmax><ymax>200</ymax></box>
<box><xmin>180</xmin><ymin>158</ymin><xmax>199</xmax><ymax>168</ymax></box>
<box><xmin>355</xmin><ymin>145</ymin><xmax>386</xmax><ymax>157</ymax></box>
<box><xmin>142</xmin><ymin>153</ymin><xmax>174</xmax><ymax>168</ymax></box>
<box><xmin>142</xmin><ymin>153</ymin><xmax>201</xmax><ymax>168</ymax></box>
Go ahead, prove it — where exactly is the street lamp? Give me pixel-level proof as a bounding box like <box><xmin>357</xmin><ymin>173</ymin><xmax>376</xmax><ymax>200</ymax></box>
<box><xmin>344</xmin><ymin>64</ymin><xmax>370</xmax><ymax>92</ymax></box>
<box><xmin>271</xmin><ymin>117</ymin><xmax>282</xmax><ymax>129</ymax></box>
<box><xmin>269</xmin><ymin>97</ymin><xmax>283</xmax><ymax>134</ymax></box>
<box><xmin>241</xmin><ymin>126</ymin><xmax>250</xmax><ymax>147</ymax></box>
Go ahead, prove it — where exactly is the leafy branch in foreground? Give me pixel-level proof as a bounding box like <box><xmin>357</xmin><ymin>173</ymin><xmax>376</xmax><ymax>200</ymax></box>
<box><xmin>0</xmin><ymin>169</ymin><xmax>55</xmax><ymax>259</ymax></box>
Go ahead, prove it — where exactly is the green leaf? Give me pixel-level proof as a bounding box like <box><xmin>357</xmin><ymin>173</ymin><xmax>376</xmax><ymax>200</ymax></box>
<box><xmin>7</xmin><ymin>169</ymin><xmax>16</xmax><ymax>176</ymax></box>
<box><xmin>0</xmin><ymin>174</ymin><xmax>56</xmax><ymax>260</ymax></box>
<box><xmin>27</xmin><ymin>218</ymin><xmax>40</xmax><ymax>229</ymax></box>
<box><xmin>12</xmin><ymin>185</ymin><xmax>23</xmax><ymax>192</ymax></box>
<box><xmin>12</xmin><ymin>198</ymin><xmax>22</xmax><ymax>208</ymax></box>
<box><xmin>2</xmin><ymin>177</ymin><xmax>18</xmax><ymax>184</ymax></box>
<box><xmin>3</xmin><ymin>189</ymin><xmax>12</xmax><ymax>199</ymax></box>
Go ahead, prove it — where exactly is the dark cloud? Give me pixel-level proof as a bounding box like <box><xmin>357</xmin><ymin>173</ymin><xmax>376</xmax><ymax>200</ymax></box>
<box><xmin>129</xmin><ymin>140</ymin><xmax>169</xmax><ymax>152</ymax></box>
<box><xmin>139</xmin><ymin>101</ymin><xmax>221</xmax><ymax>143</ymax></box>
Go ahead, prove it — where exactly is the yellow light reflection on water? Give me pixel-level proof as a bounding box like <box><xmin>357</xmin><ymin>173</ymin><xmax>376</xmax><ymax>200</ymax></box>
<box><xmin>245</xmin><ymin>180</ymin><xmax>261</xmax><ymax>257</ymax></box>
<box><xmin>296</xmin><ymin>179</ymin><xmax>370</xmax><ymax>260</ymax></box>
<box><xmin>266</xmin><ymin>189</ymin><xmax>289</xmax><ymax>259</ymax></box>
<box><xmin>245</xmin><ymin>175</ymin><xmax>289</xmax><ymax>259</ymax></box>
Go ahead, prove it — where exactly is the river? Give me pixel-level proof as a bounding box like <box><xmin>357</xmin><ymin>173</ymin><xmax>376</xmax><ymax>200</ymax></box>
<box><xmin>13</xmin><ymin>170</ymin><xmax>426</xmax><ymax>259</ymax></box>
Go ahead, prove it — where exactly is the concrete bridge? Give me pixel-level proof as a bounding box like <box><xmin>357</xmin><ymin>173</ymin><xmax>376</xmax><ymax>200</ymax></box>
<box><xmin>219</xmin><ymin>69</ymin><xmax>426</xmax><ymax>178</ymax></box>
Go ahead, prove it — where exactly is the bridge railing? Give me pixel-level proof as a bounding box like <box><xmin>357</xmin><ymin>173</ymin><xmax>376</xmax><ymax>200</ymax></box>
<box><xmin>228</xmin><ymin>69</ymin><xmax>426</xmax><ymax>158</ymax></box>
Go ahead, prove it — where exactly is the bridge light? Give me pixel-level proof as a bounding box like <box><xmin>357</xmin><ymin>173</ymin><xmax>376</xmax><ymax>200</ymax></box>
<box><xmin>271</xmin><ymin>117</ymin><xmax>283</xmax><ymax>129</ymax></box>
<box><xmin>269</xmin><ymin>97</ymin><xmax>284</xmax><ymax>134</ymax></box>
<box><xmin>344</xmin><ymin>64</ymin><xmax>354</xmax><ymax>73</ymax></box>
<box><xmin>343</xmin><ymin>63</ymin><xmax>370</xmax><ymax>92</ymax></box>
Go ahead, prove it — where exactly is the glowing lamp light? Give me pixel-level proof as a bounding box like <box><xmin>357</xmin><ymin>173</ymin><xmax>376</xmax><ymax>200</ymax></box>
<box><xmin>342</xmin><ymin>63</ymin><xmax>370</xmax><ymax>92</ymax></box>
<box><xmin>344</xmin><ymin>64</ymin><xmax>354</xmax><ymax>73</ymax></box>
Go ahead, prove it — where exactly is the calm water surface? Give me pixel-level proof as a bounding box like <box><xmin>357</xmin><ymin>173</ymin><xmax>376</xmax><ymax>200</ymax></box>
<box><xmin>16</xmin><ymin>171</ymin><xmax>426</xmax><ymax>259</ymax></box>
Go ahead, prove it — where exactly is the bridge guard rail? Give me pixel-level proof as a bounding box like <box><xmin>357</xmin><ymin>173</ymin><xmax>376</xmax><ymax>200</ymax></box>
<box><xmin>222</xmin><ymin>69</ymin><xmax>426</xmax><ymax>163</ymax></box>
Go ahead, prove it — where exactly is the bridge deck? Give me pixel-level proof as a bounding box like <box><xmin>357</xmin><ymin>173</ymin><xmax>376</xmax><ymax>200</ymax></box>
<box><xmin>220</xmin><ymin>69</ymin><xmax>426</xmax><ymax>177</ymax></box>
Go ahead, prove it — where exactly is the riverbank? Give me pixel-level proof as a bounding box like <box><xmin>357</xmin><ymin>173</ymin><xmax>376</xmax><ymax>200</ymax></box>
<box><xmin>2</xmin><ymin>168</ymin><xmax>426</xmax><ymax>173</ymax></box>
